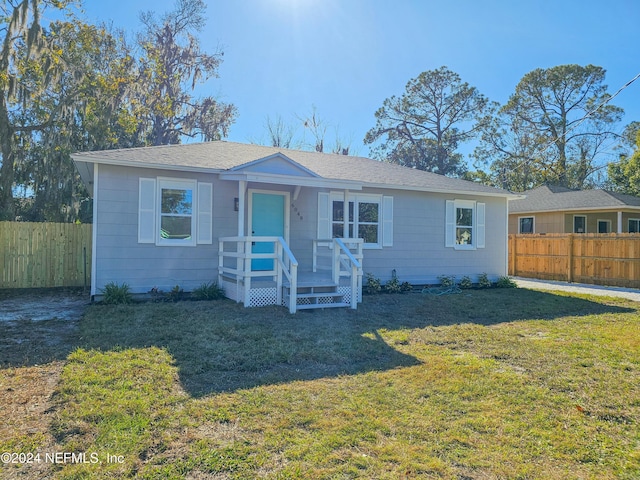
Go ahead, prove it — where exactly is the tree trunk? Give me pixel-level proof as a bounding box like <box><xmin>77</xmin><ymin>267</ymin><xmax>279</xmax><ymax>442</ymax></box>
<box><xmin>0</xmin><ymin>100</ymin><xmax>15</xmax><ymax>220</ymax></box>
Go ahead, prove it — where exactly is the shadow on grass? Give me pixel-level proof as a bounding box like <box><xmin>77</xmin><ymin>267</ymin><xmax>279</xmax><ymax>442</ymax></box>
<box><xmin>60</xmin><ymin>288</ymin><xmax>634</xmax><ymax>397</ymax></box>
<box><xmin>1</xmin><ymin>288</ymin><xmax>634</xmax><ymax>395</ymax></box>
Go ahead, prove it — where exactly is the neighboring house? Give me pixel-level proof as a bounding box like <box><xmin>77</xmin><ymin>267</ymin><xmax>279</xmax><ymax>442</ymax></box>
<box><xmin>509</xmin><ymin>185</ymin><xmax>640</xmax><ymax>235</ymax></box>
<box><xmin>72</xmin><ymin>141</ymin><xmax>518</xmax><ymax>312</ymax></box>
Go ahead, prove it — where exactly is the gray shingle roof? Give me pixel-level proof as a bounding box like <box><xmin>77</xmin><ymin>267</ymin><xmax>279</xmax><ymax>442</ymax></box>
<box><xmin>510</xmin><ymin>185</ymin><xmax>640</xmax><ymax>213</ymax></box>
<box><xmin>73</xmin><ymin>141</ymin><xmax>515</xmax><ymax>197</ymax></box>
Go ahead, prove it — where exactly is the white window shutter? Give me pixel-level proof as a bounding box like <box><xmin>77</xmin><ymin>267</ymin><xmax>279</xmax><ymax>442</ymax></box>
<box><xmin>382</xmin><ymin>196</ymin><xmax>393</xmax><ymax>247</ymax></box>
<box><xmin>317</xmin><ymin>192</ymin><xmax>330</xmax><ymax>239</ymax></box>
<box><xmin>476</xmin><ymin>202</ymin><xmax>486</xmax><ymax>249</ymax></box>
<box><xmin>138</xmin><ymin>178</ymin><xmax>156</xmax><ymax>243</ymax></box>
<box><xmin>197</xmin><ymin>182</ymin><xmax>213</xmax><ymax>244</ymax></box>
<box><xmin>445</xmin><ymin>200</ymin><xmax>455</xmax><ymax>247</ymax></box>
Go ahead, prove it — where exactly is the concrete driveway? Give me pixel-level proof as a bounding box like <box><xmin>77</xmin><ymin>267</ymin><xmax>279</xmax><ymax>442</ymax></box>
<box><xmin>514</xmin><ymin>277</ymin><xmax>640</xmax><ymax>302</ymax></box>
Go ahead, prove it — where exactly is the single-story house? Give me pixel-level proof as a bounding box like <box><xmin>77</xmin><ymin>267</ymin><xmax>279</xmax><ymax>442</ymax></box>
<box><xmin>509</xmin><ymin>185</ymin><xmax>640</xmax><ymax>235</ymax></box>
<box><xmin>72</xmin><ymin>141</ymin><xmax>518</xmax><ymax>312</ymax></box>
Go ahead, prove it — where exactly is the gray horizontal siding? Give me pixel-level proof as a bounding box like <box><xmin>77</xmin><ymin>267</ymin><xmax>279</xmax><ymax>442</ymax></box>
<box><xmin>95</xmin><ymin>164</ymin><xmax>230</xmax><ymax>294</ymax></box>
<box><xmin>94</xmin><ymin>164</ymin><xmax>508</xmax><ymax>295</ymax></box>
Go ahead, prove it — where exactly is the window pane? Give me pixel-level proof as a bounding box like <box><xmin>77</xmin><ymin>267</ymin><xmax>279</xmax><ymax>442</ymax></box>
<box><xmin>598</xmin><ymin>221</ymin><xmax>609</xmax><ymax>233</ymax></box>
<box><xmin>333</xmin><ymin>201</ymin><xmax>344</xmax><ymax>222</ymax></box>
<box><xmin>456</xmin><ymin>227</ymin><xmax>473</xmax><ymax>245</ymax></box>
<box><xmin>456</xmin><ymin>207</ymin><xmax>473</xmax><ymax>227</ymax></box>
<box><xmin>162</xmin><ymin>188</ymin><xmax>192</xmax><ymax>214</ymax></box>
<box><xmin>332</xmin><ymin>223</ymin><xmax>343</xmax><ymax>238</ymax></box>
<box><xmin>629</xmin><ymin>220</ymin><xmax>639</xmax><ymax>233</ymax></box>
<box><xmin>358</xmin><ymin>224</ymin><xmax>378</xmax><ymax>244</ymax></box>
<box><xmin>349</xmin><ymin>201</ymin><xmax>354</xmax><ymax>222</ymax></box>
<box><xmin>520</xmin><ymin>217</ymin><xmax>533</xmax><ymax>233</ymax></box>
<box><xmin>359</xmin><ymin>202</ymin><xmax>378</xmax><ymax>223</ymax></box>
<box><xmin>574</xmin><ymin>216</ymin><xmax>586</xmax><ymax>233</ymax></box>
<box><xmin>161</xmin><ymin>216</ymin><xmax>192</xmax><ymax>239</ymax></box>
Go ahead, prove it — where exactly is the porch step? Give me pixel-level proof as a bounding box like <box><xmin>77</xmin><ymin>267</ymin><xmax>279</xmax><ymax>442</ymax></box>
<box><xmin>283</xmin><ymin>283</ymin><xmax>348</xmax><ymax>310</ymax></box>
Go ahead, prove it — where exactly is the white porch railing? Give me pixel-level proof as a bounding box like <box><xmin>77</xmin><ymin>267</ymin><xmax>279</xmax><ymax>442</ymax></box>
<box><xmin>312</xmin><ymin>238</ymin><xmax>363</xmax><ymax>308</ymax></box>
<box><xmin>218</xmin><ymin>236</ymin><xmax>298</xmax><ymax>313</ymax></box>
<box><xmin>219</xmin><ymin>236</ymin><xmax>363</xmax><ymax>312</ymax></box>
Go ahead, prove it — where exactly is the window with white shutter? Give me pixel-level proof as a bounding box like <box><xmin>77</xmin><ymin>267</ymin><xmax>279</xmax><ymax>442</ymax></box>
<box><xmin>138</xmin><ymin>177</ymin><xmax>212</xmax><ymax>246</ymax></box>
<box><xmin>445</xmin><ymin>199</ymin><xmax>485</xmax><ymax>250</ymax></box>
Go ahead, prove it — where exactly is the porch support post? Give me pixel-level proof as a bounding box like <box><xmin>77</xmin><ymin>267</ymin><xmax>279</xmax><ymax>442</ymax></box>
<box><xmin>343</xmin><ymin>189</ymin><xmax>350</xmax><ymax>239</ymax></box>
<box><xmin>238</xmin><ymin>181</ymin><xmax>247</xmax><ymax>236</ymax></box>
<box><xmin>238</xmin><ymin>181</ymin><xmax>248</xmax><ymax>305</ymax></box>
<box><xmin>617</xmin><ymin>211</ymin><xmax>623</xmax><ymax>233</ymax></box>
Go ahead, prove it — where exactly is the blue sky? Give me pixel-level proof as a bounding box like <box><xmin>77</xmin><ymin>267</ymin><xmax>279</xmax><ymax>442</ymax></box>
<box><xmin>75</xmin><ymin>0</ymin><xmax>640</xmax><ymax>164</ymax></box>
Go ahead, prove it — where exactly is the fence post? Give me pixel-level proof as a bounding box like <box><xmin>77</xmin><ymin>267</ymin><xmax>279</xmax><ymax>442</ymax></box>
<box><xmin>510</xmin><ymin>235</ymin><xmax>517</xmax><ymax>276</ymax></box>
<box><xmin>567</xmin><ymin>234</ymin><xmax>574</xmax><ymax>283</ymax></box>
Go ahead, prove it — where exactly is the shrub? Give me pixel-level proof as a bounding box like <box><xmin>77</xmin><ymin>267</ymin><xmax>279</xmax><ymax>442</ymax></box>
<box><xmin>192</xmin><ymin>282</ymin><xmax>226</xmax><ymax>300</ymax></box>
<box><xmin>459</xmin><ymin>275</ymin><xmax>473</xmax><ymax>289</ymax></box>
<box><xmin>438</xmin><ymin>275</ymin><xmax>456</xmax><ymax>288</ymax></box>
<box><xmin>365</xmin><ymin>273</ymin><xmax>382</xmax><ymax>295</ymax></box>
<box><xmin>496</xmin><ymin>276</ymin><xmax>518</xmax><ymax>288</ymax></box>
<box><xmin>149</xmin><ymin>286</ymin><xmax>165</xmax><ymax>302</ymax></box>
<box><xmin>400</xmin><ymin>281</ymin><xmax>413</xmax><ymax>293</ymax></box>
<box><xmin>478</xmin><ymin>273</ymin><xmax>492</xmax><ymax>289</ymax></box>
<box><xmin>167</xmin><ymin>285</ymin><xmax>184</xmax><ymax>302</ymax></box>
<box><xmin>385</xmin><ymin>276</ymin><xmax>402</xmax><ymax>293</ymax></box>
<box><xmin>101</xmin><ymin>282</ymin><xmax>133</xmax><ymax>305</ymax></box>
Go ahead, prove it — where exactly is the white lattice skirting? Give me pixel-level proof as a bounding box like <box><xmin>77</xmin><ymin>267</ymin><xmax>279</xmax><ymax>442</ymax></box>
<box><xmin>221</xmin><ymin>279</ymin><xmax>353</xmax><ymax>308</ymax></box>
<box><xmin>338</xmin><ymin>286</ymin><xmax>351</xmax><ymax>304</ymax></box>
<box><xmin>249</xmin><ymin>287</ymin><xmax>278</xmax><ymax>308</ymax></box>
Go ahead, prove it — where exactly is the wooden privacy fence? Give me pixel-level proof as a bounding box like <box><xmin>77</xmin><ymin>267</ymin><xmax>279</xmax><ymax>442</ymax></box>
<box><xmin>509</xmin><ymin>233</ymin><xmax>640</xmax><ymax>289</ymax></box>
<box><xmin>0</xmin><ymin>221</ymin><xmax>92</xmax><ymax>289</ymax></box>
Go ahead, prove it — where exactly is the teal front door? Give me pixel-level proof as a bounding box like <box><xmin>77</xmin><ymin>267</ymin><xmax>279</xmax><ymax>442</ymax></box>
<box><xmin>251</xmin><ymin>192</ymin><xmax>286</xmax><ymax>271</ymax></box>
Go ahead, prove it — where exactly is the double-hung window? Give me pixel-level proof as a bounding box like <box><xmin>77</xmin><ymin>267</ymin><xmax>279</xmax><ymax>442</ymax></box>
<box><xmin>597</xmin><ymin>219</ymin><xmax>611</xmax><ymax>234</ymax></box>
<box><xmin>159</xmin><ymin>179</ymin><xmax>196</xmax><ymax>245</ymax></box>
<box><xmin>519</xmin><ymin>216</ymin><xmax>534</xmax><ymax>234</ymax></box>
<box><xmin>138</xmin><ymin>177</ymin><xmax>212</xmax><ymax>246</ymax></box>
<box><xmin>319</xmin><ymin>192</ymin><xmax>393</xmax><ymax>249</ymax></box>
<box><xmin>629</xmin><ymin>219</ymin><xmax>640</xmax><ymax>233</ymax></box>
<box><xmin>331</xmin><ymin>194</ymin><xmax>381</xmax><ymax>247</ymax></box>
<box><xmin>445</xmin><ymin>199</ymin><xmax>485</xmax><ymax>250</ymax></box>
<box><xmin>573</xmin><ymin>215</ymin><xmax>586</xmax><ymax>233</ymax></box>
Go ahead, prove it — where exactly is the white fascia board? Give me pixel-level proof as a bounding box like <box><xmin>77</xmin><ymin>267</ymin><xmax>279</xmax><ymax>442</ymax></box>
<box><xmin>70</xmin><ymin>154</ymin><xmax>224</xmax><ymax>175</ymax></box>
<box><xmin>361</xmin><ymin>182</ymin><xmax>522</xmax><ymax>199</ymax></box>
<box><xmin>220</xmin><ymin>172</ymin><xmax>363</xmax><ymax>190</ymax></box>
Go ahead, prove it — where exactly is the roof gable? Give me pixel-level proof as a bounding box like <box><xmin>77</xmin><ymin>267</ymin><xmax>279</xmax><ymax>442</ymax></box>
<box><xmin>230</xmin><ymin>153</ymin><xmax>319</xmax><ymax>178</ymax></box>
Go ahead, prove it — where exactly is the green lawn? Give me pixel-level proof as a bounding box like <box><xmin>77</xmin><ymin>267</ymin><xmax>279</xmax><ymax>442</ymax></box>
<box><xmin>1</xmin><ymin>288</ymin><xmax>639</xmax><ymax>479</ymax></box>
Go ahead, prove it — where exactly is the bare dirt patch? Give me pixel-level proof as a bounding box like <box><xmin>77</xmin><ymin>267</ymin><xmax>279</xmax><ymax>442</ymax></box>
<box><xmin>1</xmin><ymin>289</ymin><xmax>87</xmax><ymax>367</ymax></box>
<box><xmin>0</xmin><ymin>288</ymin><xmax>89</xmax><ymax>323</ymax></box>
<box><xmin>0</xmin><ymin>290</ymin><xmax>89</xmax><ymax>478</ymax></box>
<box><xmin>0</xmin><ymin>362</ymin><xmax>64</xmax><ymax>480</ymax></box>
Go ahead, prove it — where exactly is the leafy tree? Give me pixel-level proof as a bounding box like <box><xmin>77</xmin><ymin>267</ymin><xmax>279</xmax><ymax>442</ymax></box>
<box><xmin>0</xmin><ymin>0</ymin><xmax>77</xmax><ymax>220</ymax></box>
<box><xmin>9</xmin><ymin>15</ymin><xmax>139</xmax><ymax>222</ymax></box>
<box><xmin>2</xmin><ymin>0</ymin><xmax>237</xmax><ymax>222</ymax></box>
<box><xmin>607</xmin><ymin>127</ymin><xmax>640</xmax><ymax>196</ymax></box>
<box><xmin>475</xmin><ymin>64</ymin><xmax>623</xmax><ymax>190</ymax></box>
<box><xmin>133</xmin><ymin>0</ymin><xmax>236</xmax><ymax>145</ymax></box>
<box><xmin>364</xmin><ymin>66</ymin><xmax>489</xmax><ymax>176</ymax></box>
